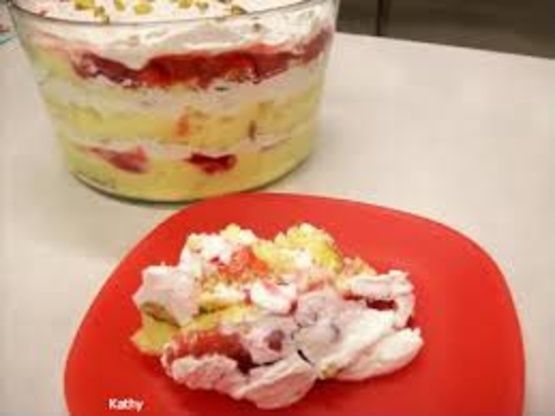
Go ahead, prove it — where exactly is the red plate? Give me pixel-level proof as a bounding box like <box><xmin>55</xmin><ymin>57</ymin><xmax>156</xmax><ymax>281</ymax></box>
<box><xmin>64</xmin><ymin>193</ymin><xmax>524</xmax><ymax>416</ymax></box>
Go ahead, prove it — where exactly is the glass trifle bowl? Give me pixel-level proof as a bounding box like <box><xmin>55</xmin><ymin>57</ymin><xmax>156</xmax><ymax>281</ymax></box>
<box><xmin>10</xmin><ymin>0</ymin><xmax>338</xmax><ymax>201</ymax></box>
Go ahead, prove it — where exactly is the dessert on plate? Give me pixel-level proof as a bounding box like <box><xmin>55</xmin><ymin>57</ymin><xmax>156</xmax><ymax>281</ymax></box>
<box><xmin>132</xmin><ymin>223</ymin><xmax>424</xmax><ymax>409</ymax></box>
<box><xmin>11</xmin><ymin>0</ymin><xmax>337</xmax><ymax>201</ymax></box>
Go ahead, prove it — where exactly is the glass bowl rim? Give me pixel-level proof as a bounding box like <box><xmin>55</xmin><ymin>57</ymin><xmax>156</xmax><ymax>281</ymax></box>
<box><xmin>8</xmin><ymin>0</ymin><xmax>333</xmax><ymax>27</ymax></box>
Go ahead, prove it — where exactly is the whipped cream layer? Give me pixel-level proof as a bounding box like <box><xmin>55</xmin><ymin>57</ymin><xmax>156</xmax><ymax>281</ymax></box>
<box><xmin>16</xmin><ymin>0</ymin><xmax>336</xmax><ymax>70</ymax></box>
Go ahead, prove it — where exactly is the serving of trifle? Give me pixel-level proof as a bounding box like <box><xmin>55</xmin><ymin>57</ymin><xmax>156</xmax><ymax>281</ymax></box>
<box><xmin>132</xmin><ymin>224</ymin><xmax>424</xmax><ymax>409</ymax></box>
<box><xmin>11</xmin><ymin>0</ymin><xmax>337</xmax><ymax>201</ymax></box>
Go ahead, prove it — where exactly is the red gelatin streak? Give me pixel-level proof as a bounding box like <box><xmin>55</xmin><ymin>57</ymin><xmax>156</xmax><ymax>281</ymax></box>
<box><xmin>186</xmin><ymin>153</ymin><xmax>237</xmax><ymax>174</ymax></box>
<box><xmin>72</xmin><ymin>29</ymin><xmax>332</xmax><ymax>88</ymax></box>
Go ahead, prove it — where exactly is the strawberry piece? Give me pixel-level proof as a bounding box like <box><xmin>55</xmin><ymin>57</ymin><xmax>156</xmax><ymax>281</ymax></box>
<box><xmin>186</xmin><ymin>153</ymin><xmax>237</xmax><ymax>174</ymax></box>
<box><xmin>175</xmin><ymin>113</ymin><xmax>190</xmax><ymax>137</ymax></box>
<box><xmin>224</xmin><ymin>247</ymin><xmax>269</xmax><ymax>278</ymax></box>
<box><xmin>250</xmin><ymin>255</ymin><xmax>270</xmax><ymax>276</ymax></box>
<box><xmin>172</xmin><ymin>329</ymin><xmax>253</xmax><ymax>372</ymax></box>
<box><xmin>266</xmin><ymin>329</ymin><xmax>285</xmax><ymax>352</ymax></box>
<box><xmin>88</xmin><ymin>146</ymin><xmax>148</xmax><ymax>173</ymax></box>
<box><xmin>226</xmin><ymin>248</ymin><xmax>252</xmax><ymax>276</ymax></box>
<box><xmin>367</xmin><ymin>299</ymin><xmax>396</xmax><ymax>311</ymax></box>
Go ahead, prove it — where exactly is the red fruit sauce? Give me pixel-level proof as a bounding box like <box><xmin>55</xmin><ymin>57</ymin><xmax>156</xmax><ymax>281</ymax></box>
<box><xmin>72</xmin><ymin>29</ymin><xmax>332</xmax><ymax>89</ymax></box>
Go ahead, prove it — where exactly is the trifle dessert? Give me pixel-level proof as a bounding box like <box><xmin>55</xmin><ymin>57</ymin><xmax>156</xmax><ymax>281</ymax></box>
<box><xmin>11</xmin><ymin>0</ymin><xmax>337</xmax><ymax>201</ymax></box>
<box><xmin>132</xmin><ymin>224</ymin><xmax>424</xmax><ymax>409</ymax></box>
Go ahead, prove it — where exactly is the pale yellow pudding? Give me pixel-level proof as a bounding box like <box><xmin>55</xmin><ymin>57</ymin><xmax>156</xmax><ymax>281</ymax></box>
<box><xmin>60</xmin><ymin>119</ymin><xmax>314</xmax><ymax>200</ymax></box>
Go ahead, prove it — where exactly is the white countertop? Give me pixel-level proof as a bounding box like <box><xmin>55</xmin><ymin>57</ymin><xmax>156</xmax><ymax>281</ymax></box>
<box><xmin>1</xmin><ymin>32</ymin><xmax>554</xmax><ymax>415</ymax></box>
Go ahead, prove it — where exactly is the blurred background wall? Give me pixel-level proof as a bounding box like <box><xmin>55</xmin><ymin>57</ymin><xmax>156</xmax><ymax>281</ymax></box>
<box><xmin>338</xmin><ymin>0</ymin><xmax>554</xmax><ymax>58</ymax></box>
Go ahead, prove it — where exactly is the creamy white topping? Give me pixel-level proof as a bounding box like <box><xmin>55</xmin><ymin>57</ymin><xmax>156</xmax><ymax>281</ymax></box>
<box><xmin>241</xmin><ymin>316</ymin><xmax>297</xmax><ymax>364</ymax></box>
<box><xmin>182</xmin><ymin>229</ymin><xmax>257</xmax><ymax>263</ymax></box>
<box><xmin>17</xmin><ymin>0</ymin><xmax>307</xmax><ymax>23</ymax></box>
<box><xmin>221</xmin><ymin>226</ymin><xmax>258</xmax><ymax>246</ymax></box>
<box><xmin>349</xmin><ymin>270</ymin><xmax>414</xmax><ymax>299</ymax></box>
<box><xmin>198</xmin><ymin>235</ymin><xmax>235</xmax><ymax>263</ymax></box>
<box><xmin>250</xmin><ymin>281</ymin><xmax>297</xmax><ymax>315</ymax></box>
<box><xmin>170</xmin><ymin>354</ymin><xmax>246</xmax><ymax>393</ymax></box>
<box><xmin>349</xmin><ymin>270</ymin><xmax>416</xmax><ymax>327</ymax></box>
<box><xmin>294</xmin><ymin>287</ymin><xmax>344</xmax><ymax>327</ymax></box>
<box><xmin>336</xmin><ymin>328</ymin><xmax>424</xmax><ymax>381</ymax></box>
<box><xmin>208</xmin><ymin>283</ymin><xmax>246</xmax><ymax>304</ymax></box>
<box><xmin>177</xmin><ymin>248</ymin><xmax>204</xmax><ymax>277</ymax></box>
<box><xmin>132</xmin><ymin>265</ymin><xmax>200</xmax><ymax>325</ymax></box>
<box><xmin>170</xmin><ymin>351</ymin><xmax>317</xmax><ymax>409</ymax></box>
<box><xmin>294</xmin><ymin>297</ymin><xmax>399</xmax><ymax>378</ymax></box>
<box><xmin>237</xmin><ymin>353</ymin><xmax>317</xmax><ymax>409</ymax></box>
<box><xmin>16</xmin><ymin>0</ymin><xmax>335</xmax><ymax>70</ymax></box>
<box><xmin>314</xmin><ymin>308</ymin><xmax>396</xmax><ymax>377</ymax></box>
<box><xmin>293</xmin><ymin>249</ymin><xmax>314</xmax><ymax>269</ymax></box>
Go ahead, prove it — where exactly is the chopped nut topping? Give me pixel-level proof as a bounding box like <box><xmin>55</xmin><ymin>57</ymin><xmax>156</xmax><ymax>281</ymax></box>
<box><xmin>70</xmin><ymin>0</ymin><xmax>257</xmax><ymax>21</ymax></box>
<box><xmin>178</xmin><ymin>0</ymin><xmax>193</xmax><ymax>8</ymax></box>
<box><xmin>230</xmin><ymin>4</ymin><xmax>247</xmax><ymax>15</ymax></box>
<box><xmin>133</xmin><ymin>1</ymin><xmax>153</xmax><ymax>14</ymax></box>
<box><xmin>92</xmin><ymin>5</ymin><xmax>111</xmax><ymax>22</ymax></box>
<box><xmin>195</xmin><ymin>0</ymin><xmax>209</xmax><ymax>12</ymax></box>
<box><xmin>73</xmin><ymin>0</ymin><xmax>96</xmax><ymax>10</ymax></box>
<box><xmin>113</xmin><ymin>0</ymin><xmax>126</xmax><ymax>11</ymax></box>
<box><xmin>93</xmin><ymin>5</ymin><xmax>105</xmax><ymax>16</ymax></box>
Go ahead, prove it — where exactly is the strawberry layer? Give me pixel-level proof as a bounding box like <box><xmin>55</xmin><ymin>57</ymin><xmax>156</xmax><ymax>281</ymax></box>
<box><xmin>72</xmin><ymin>29</ymin><xmax>332</xmax><ymax>89</ymax></box>
<box><xmin>83</xmin><ymin>145</ymin><xmax>238</xmax><ymax>175</ymax></box>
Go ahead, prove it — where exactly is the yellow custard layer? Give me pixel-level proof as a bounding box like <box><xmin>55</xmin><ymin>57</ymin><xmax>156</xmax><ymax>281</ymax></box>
<box><xmin>61</xmin><ymin>121</ymin><xmax>314</xmax><ymax>201</ymax></box>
